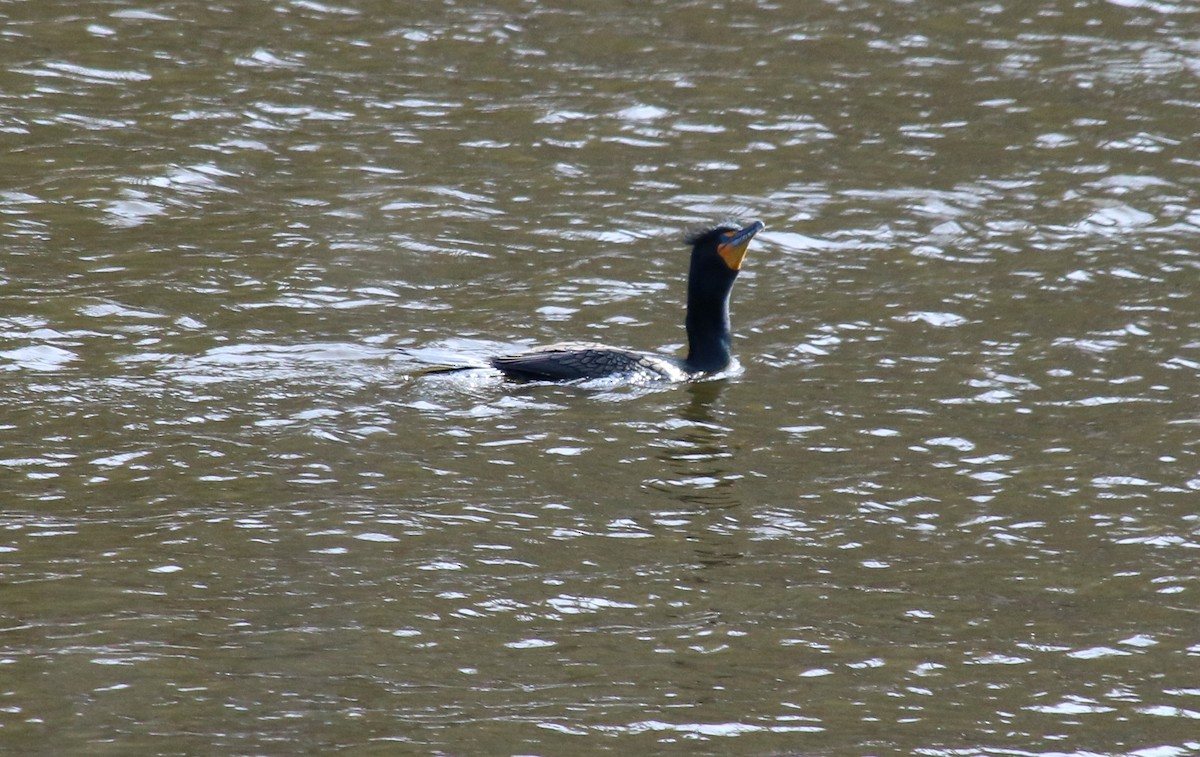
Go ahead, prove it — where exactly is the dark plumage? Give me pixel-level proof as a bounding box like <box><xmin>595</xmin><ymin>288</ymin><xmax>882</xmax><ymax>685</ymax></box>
<box><xmin>489</xmin><ymin>341</ymin><xmax>689</xmax><ymax>382</ymax></box>
<box><xmin>429</xmin><ymin>219</ymin><xmax>765</xmax><ymax>382</ymax></box>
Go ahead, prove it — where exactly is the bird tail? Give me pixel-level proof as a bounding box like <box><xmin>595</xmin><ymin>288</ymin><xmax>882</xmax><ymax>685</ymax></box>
<box><xmin>418</xmin><ymin>364</ymin><xmax>482</xmax><ymax>376</ymax></box>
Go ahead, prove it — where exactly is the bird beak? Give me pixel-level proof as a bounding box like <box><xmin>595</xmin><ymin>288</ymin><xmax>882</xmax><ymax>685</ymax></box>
<box><xmin>717</xmin><ymin>220</ymin><xmax>766</xmax><ymax>271</ymax></box>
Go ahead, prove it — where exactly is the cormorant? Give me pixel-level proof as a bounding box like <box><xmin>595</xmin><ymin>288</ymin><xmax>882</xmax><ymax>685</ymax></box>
<box><xmin>439</xmin><ymin>219</ymin><xmax>764</xmax><ymax>382</ymax></box>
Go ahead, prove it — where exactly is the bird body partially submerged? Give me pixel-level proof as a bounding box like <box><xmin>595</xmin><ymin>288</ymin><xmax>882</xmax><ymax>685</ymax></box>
<box><xmin>429</xmin><ymin>219</ymin><xmax>765</xmax><ymax>383</ymax></box>
<box><xmin>489</xmin><ymin>341</ymin><xmax>689</xmax><ymax>382</ymax></box>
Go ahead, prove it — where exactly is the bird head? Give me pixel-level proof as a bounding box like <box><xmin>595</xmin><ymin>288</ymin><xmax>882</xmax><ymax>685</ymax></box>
<box><xmin>684</xmin><ymin>220</ymin><xmax>765</xmax><ymax>272</ymax></box>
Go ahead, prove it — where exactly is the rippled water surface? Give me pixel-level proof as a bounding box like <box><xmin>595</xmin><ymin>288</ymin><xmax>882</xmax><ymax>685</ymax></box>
<box><xmin>3</xmin><ymin>1</ymin><xmax>1199</xmax><ymax>755</ymax></box>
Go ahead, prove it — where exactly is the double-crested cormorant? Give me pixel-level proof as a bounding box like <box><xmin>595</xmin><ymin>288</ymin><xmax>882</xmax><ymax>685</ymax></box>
<box><xmin>437</xmin><ymin>219</ymin><xmax>765</xmax><ymax>382</ymax></box>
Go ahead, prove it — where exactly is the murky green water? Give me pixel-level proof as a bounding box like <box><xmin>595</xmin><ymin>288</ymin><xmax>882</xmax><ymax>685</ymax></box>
<box><xmin>3</xmin><ymin>1</ymin><xmax>1198</xmax><ymax>755</ymax></box>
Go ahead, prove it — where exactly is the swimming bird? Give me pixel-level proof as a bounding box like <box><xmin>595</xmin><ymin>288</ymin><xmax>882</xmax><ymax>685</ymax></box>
<box><xmin>436</xmin><ymin>219</ymin><xmax>764</xmax><ymax>382</ymax></box>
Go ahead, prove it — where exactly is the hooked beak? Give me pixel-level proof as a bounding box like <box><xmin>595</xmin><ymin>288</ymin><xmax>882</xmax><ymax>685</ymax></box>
<box><xmin>717</xmin><ymin>220</ymin><xmax>766</xmax><ymax>271</ymax></box>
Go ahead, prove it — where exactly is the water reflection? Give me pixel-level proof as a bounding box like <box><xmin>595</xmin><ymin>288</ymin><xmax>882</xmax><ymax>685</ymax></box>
<box><xmin>4</xmin><ymin>0</ymin><xmax>1200</xmax><ymax>754</ymax></box>
<box><xmin>642</xmin><ymin>380</ymin><xmax>749</xmax><ymax>570</ymax></box>
<box><xmin>645</xmin><ymin>380</ymin><xmax>739</xmax><ymax>506</ymax></box>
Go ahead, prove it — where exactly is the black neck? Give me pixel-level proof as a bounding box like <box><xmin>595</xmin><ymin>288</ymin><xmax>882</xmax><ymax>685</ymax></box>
<box><xmin>683</xmin><ymin>262</ymin><xmax>735</xmax><ymax>373</ymax></box>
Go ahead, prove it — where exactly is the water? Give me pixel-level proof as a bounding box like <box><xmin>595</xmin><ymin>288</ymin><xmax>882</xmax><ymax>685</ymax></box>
<box><xmin>2</xmin><ymin>0</ymin><xmax>1198</xmax><ymax>754</ymax></box>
